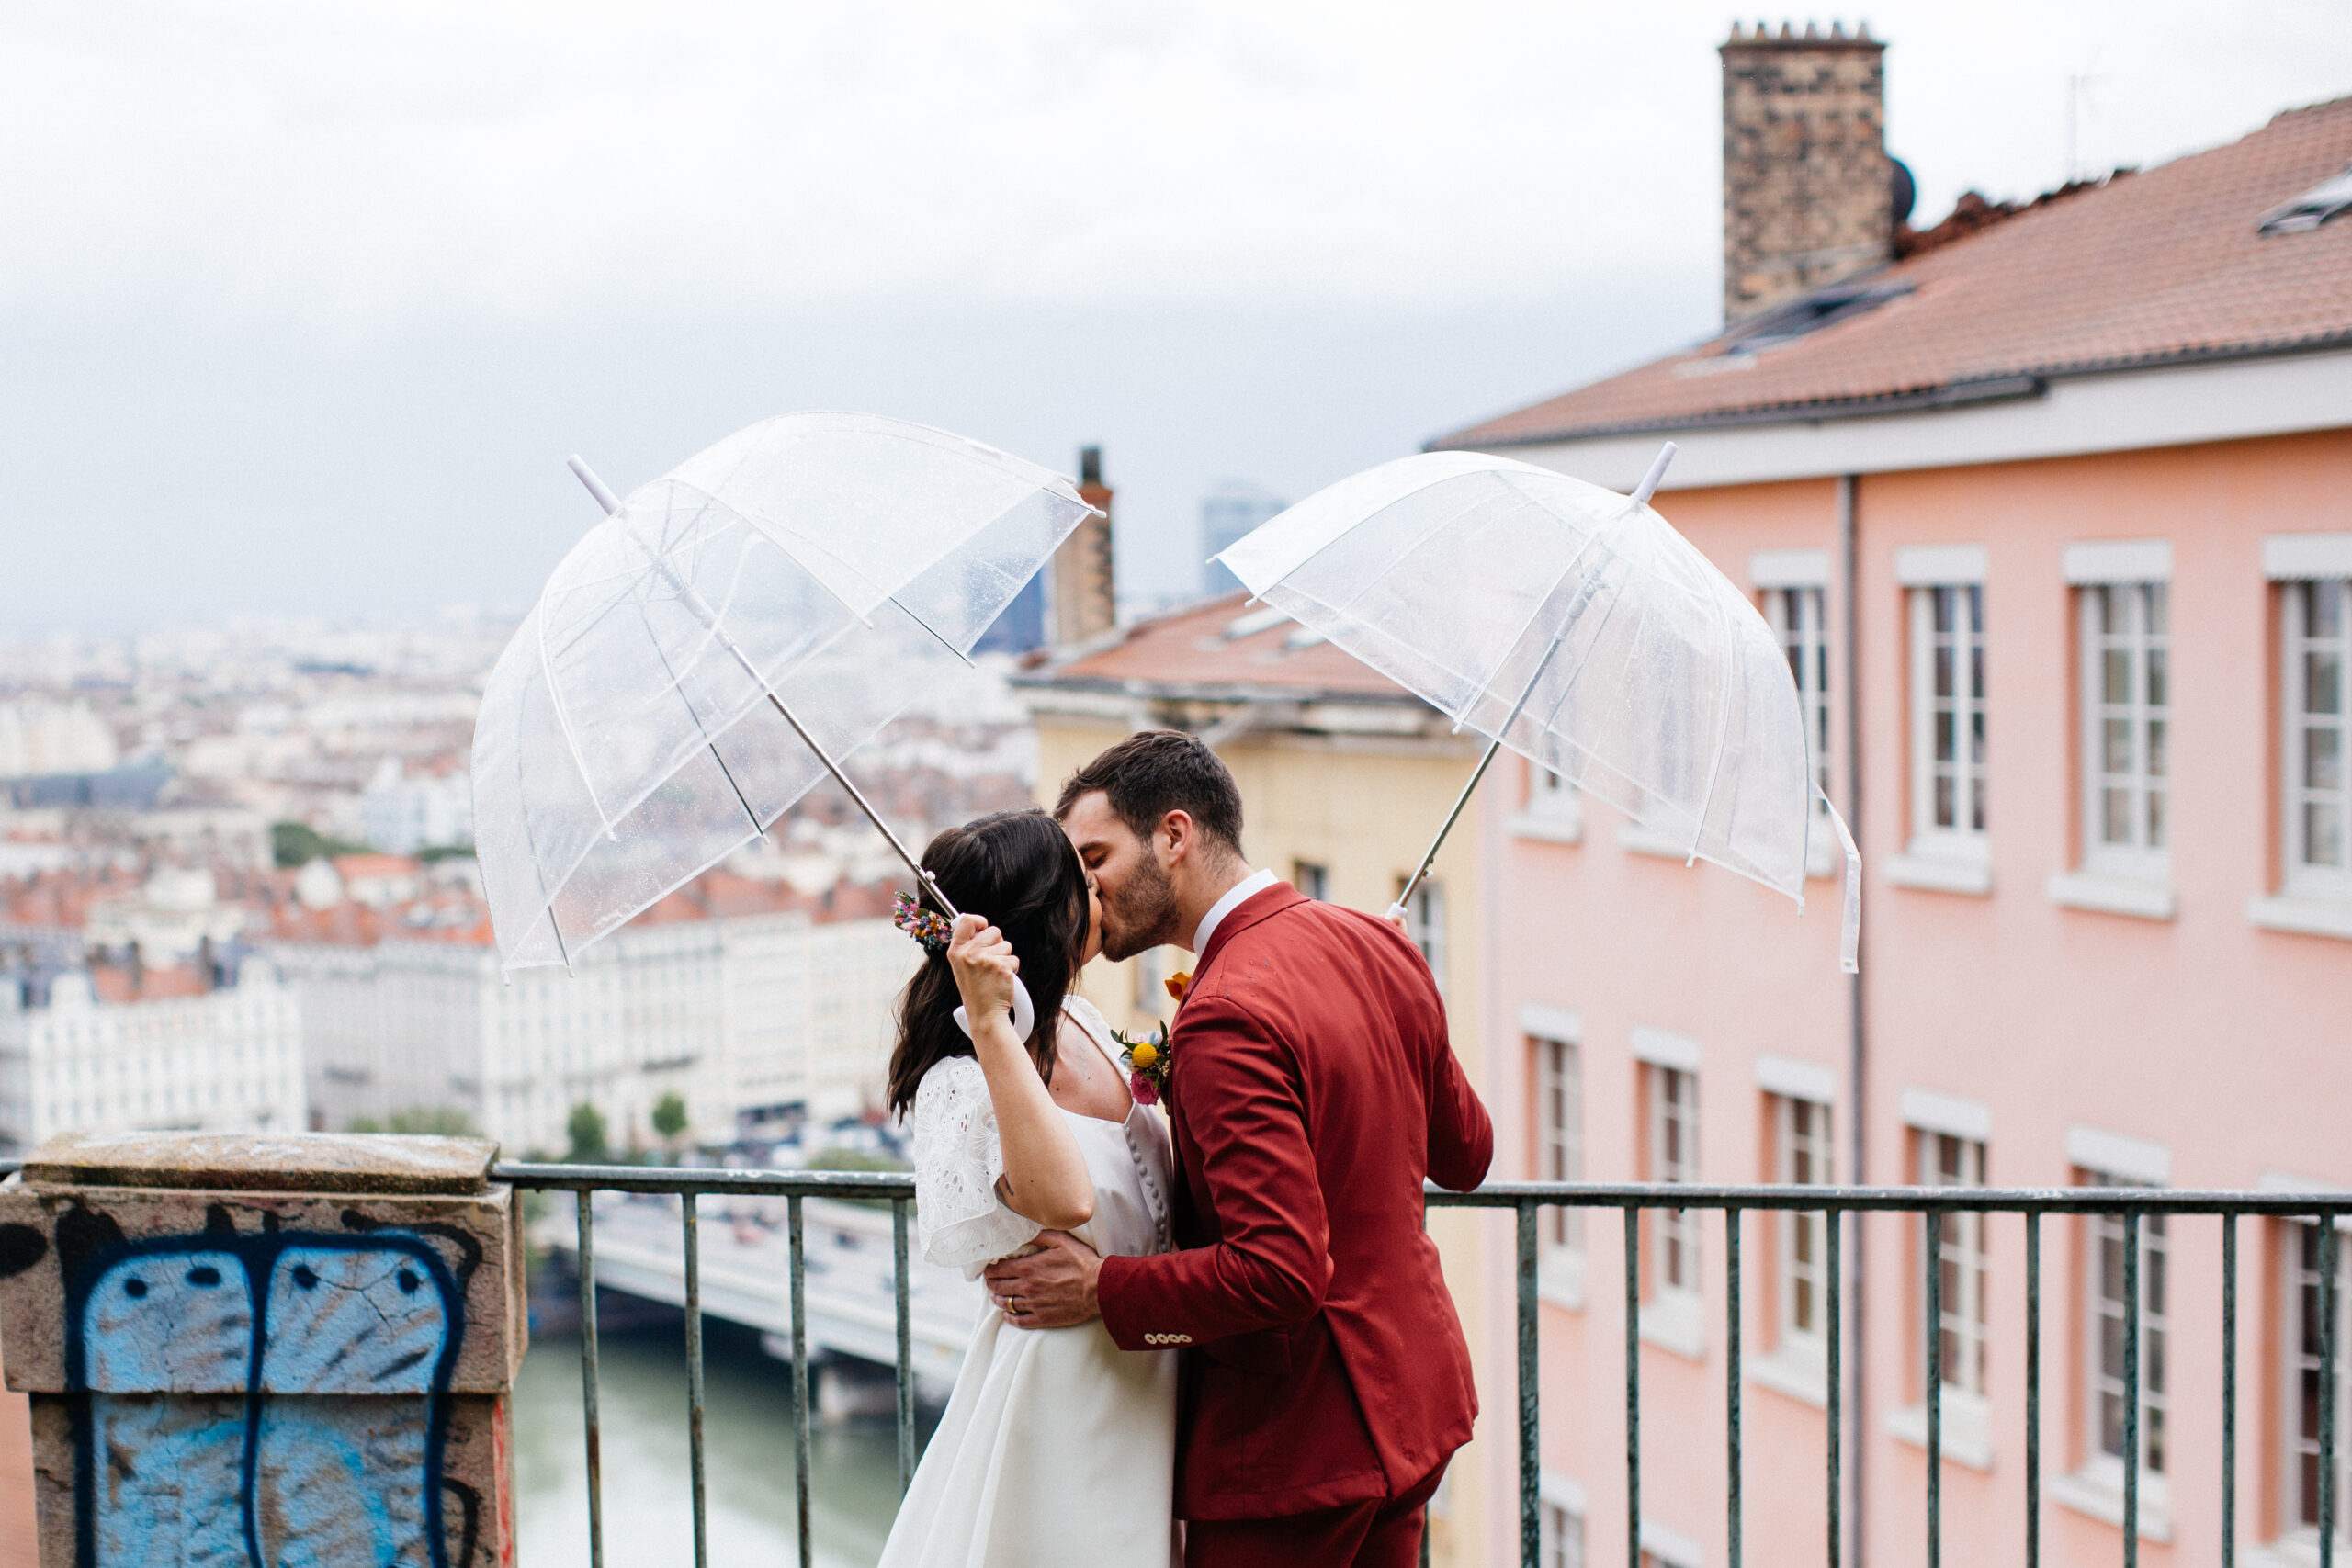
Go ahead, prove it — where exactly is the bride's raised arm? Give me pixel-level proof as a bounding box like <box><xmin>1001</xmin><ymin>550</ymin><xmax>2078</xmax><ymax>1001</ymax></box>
<box><xmin>947</xmin><ymin>914</ymin><xmax>1095</xmax><ymax>1231</ymax></box>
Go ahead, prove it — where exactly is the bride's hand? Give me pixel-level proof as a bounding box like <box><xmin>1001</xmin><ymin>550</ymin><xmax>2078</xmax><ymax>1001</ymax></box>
<box><xmin>947</xmin><ymin>913</ymin><xmax>1020</xmax><ymax>1025</ymax></box>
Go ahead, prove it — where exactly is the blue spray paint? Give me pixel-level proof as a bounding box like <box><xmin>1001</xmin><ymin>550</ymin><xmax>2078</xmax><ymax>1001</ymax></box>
<box><xmin>51</xmin><ymin>1206</ymin><xmax>476</xmax><ymax>1568</ymax></box>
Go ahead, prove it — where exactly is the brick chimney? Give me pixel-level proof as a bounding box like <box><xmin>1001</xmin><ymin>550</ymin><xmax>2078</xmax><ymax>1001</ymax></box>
<box><xmin>1720</xmin><ymin>21</ymin><xmax>1894</xmax><ymax>322</ymax></box>
<box><xmin>1051</xmin><ymin>446</ymin><xmax>1117</xmax><ymax>646</ymax></box>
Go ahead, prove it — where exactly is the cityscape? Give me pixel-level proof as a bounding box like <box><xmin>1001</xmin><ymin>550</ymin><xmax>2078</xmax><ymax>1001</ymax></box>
<box><xmin>1</xmin><ymin>8</ymin><xmax>2348</xmax><ymax>1568</ymax></box>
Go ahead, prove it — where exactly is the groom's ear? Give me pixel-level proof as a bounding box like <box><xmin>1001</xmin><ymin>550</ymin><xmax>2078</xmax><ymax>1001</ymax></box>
<box><xmin>1156</xmin><ymin>808</ymin><xmax>1196</xmax><ymax>865</ymax></box>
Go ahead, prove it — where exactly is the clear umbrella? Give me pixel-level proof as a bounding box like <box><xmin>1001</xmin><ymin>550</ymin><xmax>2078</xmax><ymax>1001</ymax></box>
<box><xmin>1216</xmin><ymin>445</ymin><xmax>1860</xmax><ymax>972</ymax></box>
<box><xmin>472</xmin><ymin>411</ymin><xmax>1097</xmax><ymax>992</ymax></box>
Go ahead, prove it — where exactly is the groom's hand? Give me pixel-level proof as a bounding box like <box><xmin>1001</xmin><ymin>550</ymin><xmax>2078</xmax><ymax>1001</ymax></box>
<box><xmin>985</xmin><ymin>1231</ymin><xmax>1102</xmax><ymax>1329</ymax></box>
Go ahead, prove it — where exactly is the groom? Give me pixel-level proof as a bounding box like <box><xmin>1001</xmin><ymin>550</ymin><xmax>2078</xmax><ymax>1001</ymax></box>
<box><xmin>986</xmin><ymin>729</ymin><xmax>1493</xmax><ymax>1567</ymax></box>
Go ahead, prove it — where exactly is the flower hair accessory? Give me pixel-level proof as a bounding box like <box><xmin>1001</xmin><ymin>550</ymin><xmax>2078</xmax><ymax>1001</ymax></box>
<box><xmin>892</xmin><ymin>890</ymin><xmax>954</xmax><ymax>953</ymax></box>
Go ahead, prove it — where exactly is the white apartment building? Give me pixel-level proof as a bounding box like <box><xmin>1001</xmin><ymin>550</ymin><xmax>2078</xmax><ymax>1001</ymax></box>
<box><xmin>273</xmin><ymin>909</ymin><xmax>911</xmax><ymax>1154</ymax></box>
<box><xmin>359</xmin><ymin>758</ymin><xmax>473</xmax><ymax>854</ymax></box>
<box><xmin>0</xmin><ymin>958</ymin><xmax>304</xmax><ymax>1155</ymax></box>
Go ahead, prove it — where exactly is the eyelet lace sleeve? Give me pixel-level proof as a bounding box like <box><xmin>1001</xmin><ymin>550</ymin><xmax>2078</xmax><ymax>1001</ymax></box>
<box><xmin>909</xmin><ymin>1055</ymin><xmax>1044</xmax><ymax>1277</ymax></box>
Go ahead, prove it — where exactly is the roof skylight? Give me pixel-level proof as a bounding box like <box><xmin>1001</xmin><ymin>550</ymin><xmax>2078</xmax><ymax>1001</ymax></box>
<box><xmin>2258</xmin><ymin>164</ymin><xmax>2352</xmax><ymax>235</ymax></box>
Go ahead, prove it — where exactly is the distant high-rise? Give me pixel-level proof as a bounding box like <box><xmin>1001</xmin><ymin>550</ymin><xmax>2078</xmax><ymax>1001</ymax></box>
<box><xmin>1199</xmin><ymin>481</ymin><xmax>1286</xmax><ymax>598</ymax></box>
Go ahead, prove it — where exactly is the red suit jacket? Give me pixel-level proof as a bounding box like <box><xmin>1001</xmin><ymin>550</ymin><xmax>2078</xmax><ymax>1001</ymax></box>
<box><xmin>1096</xmin><ymin>883</ymin><xmax>1494</xmax><ymax>1521</ymax></box>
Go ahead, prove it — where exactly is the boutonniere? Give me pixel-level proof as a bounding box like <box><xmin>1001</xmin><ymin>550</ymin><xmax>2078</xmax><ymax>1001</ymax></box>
<box><xmin>1164</xmin><ymin>970</ymin><xmax>1192</xmax><ymax>1003</ymax></box>
<box><xmin>1111</xmin><ymin>1021</ymin><xmax>1172</xmax><ymax>1107</ymax></box>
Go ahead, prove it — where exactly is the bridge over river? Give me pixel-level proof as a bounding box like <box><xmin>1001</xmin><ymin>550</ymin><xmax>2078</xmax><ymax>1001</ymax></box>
<box><xmin>537</xmin><ymin>1190</ymin><xmax>983</xmax><ymax>1400</ymax></box>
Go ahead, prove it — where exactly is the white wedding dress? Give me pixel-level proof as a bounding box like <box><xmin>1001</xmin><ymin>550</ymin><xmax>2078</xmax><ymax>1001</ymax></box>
<box><xmin>877</xmin><ymin>996</ymin><xmax>1182</xmax><ymax>1568</ymax></box>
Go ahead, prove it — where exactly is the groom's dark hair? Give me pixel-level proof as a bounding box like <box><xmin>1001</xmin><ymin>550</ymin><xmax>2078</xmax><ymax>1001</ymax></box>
<box><xmin>1055</xmin><ymin>729</ymin><xmax>1245</xmax><ymax>857</ymax></box>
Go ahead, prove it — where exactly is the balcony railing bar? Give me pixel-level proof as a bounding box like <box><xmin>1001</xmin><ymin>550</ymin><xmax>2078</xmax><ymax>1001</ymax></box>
<box><xmin>2223</xmin><ymin>1213</ymin><xmax>2238</xmax><ymax>1568</ymax></box>
<box><xmin>681</xmin><ymin>1190</ymin><xmax>709</xmax><ymax>1568</ymax></box>
<box><xmin>790</xmin><ymin>1194</ymin><xmax>815</xmax><ymax>1568</ymax></box>
<box><xmin>2326</xmin><ymin>1222</ymin><xmax>2341</xmax><ymax>1568</ymax></box>
<box><xmin>1827</xmin><ymin>1205</ymin><xmax>1843</xmax><ymax>1568</ymax></box>
<box><xmin>2124</xmin><ymin>1207</ymin><xmax>2142</xmax><ymax>1568</ymax></box>
<box><xmin>1926</xmin><ymin>1208</ymin><xmax>1942</xmax><ymax>1568</ymax></box>
<box><xmin>1623</xmin><ymin>1205</ymin><xmax>1641</xmax><ymax>1568</ymax></box>
<box><xmin>575</xmin><ymin>1192</ymin><xmax>605</xmax><ymax>1568</ymax></box>
<box><xmin>2026</xmin><ymin>1210</ymin><xmax>2041</xmax><ymax>1568</ymax></box>
<box><xmin>1727</xmin><ymin>1210</ymin><xmax>1744</xmax><ymax>1568</ymax></box>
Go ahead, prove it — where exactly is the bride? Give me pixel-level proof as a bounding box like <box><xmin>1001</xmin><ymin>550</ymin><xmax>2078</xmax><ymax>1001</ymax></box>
<box><xmin>876</xmin><ymin>808</ymin><xmax>1180</xmax><ymax>1568</ymax></box>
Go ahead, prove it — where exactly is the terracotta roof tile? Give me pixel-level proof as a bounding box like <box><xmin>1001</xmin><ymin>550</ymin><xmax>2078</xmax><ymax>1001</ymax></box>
<box><xmin>1437</xmin><ymin>96</ymin><xmax>2352</xmax><ymax>448</ymax></box>
<box><xmin>1020</xmin><ymin>593</ymin><xmax>1414</xmax><ymax>701</ymax></box>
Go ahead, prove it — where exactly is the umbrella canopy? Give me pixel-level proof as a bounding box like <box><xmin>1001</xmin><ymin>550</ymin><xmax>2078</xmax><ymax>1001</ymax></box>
<box><xmin>1217</xmin><ymin>448</ymin><xmax>1859</xmax><ymax>970</ymax></box>
<box><xmin>473</xmin><ymin>412</ymin><xmax>1096</xmax><ymax>972</ymax></box>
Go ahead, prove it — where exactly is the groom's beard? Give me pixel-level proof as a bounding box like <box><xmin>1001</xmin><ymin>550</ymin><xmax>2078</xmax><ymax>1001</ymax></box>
<box><xmin>1100</xmin><ymin>854</ymin><xmax>1179</xmax><ymax>963</ymax></box>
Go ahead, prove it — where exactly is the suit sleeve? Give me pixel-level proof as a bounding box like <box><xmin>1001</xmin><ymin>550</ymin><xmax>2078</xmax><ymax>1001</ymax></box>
<box><xmin>1097</xmin><ymin>992</ymin><xmax>1330</xmax><ymax>1352</ymax></box>
<box><xmin>1425</xmin><ymin>1030</ymin><xmax>1494</xmax><ymax>1193</ymax></box>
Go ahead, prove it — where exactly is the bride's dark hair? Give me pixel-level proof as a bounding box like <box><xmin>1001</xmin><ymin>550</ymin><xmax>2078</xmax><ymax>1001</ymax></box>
<box><xmin>885</xmin><ymin>809</ymin><xmax>1090</xmax><ymax>1116</ymax></box>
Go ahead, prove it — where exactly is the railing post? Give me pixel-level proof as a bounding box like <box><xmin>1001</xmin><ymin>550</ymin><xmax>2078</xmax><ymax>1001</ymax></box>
<box><xmin>1520</xmin><ymin>1199</ymin><xmax>1541</xmax><ymax>1568</ymax></box>
<box><xmin>2223</xmin><ymin>1213</ymin><xmax>2238</xmax><ymax>1568</ymax></box>
<box><xmin>683</xmin><ymin>1191</ymin><xmax>708</xmax><ymax>1568</ymax></box>
<box><xmin>1726</xmin><ymin>1205</ymin><xmax>1743</xmax><ymax>1568</ymax></box>
<box><xmin>2026</xmin><ymin>1209</ymin><xmax>2041</xmax><ymax>1568</ymax></box>
<box><xmin>894</xmin><ymin>1196</ymin><xmax>917</xmax><ymax>1495</ymax></box>
<box><xmin>579</xmin><ymin>1190</ymin><xmax>606</xmax><ymax>1568</ymax></box>
<box><xmin>1925</xmin><ymin>1207</ymin><xmax>1941</xmax><ymax>1568</ymax></box>
<box><xmin>2123</xmin><ymin>1207</ymin><xmax>2142</xmax><ymax>1566</ymax></box>
<box><xmin>2323</xmin><ymin>1218</ymin><xmax>2339</xmax><ymax>1568</ymax></box>
<box><xmin>791</xmin><ymin>1193</ymin><xmax>814</xmax><ymax>1568</ymax></box>
<box><xmin>1827</xmin><ymin>1205</ymin><xmax>1843</xmax><ymax>1568</ymax></box>
<box><xmin>1626</xmin><ymin>1204</ymin><xmax>1642</xmax><ymax>1568</ymax></box>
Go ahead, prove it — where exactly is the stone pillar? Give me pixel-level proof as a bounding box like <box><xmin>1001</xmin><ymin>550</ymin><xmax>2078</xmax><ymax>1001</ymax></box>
<box><xmin>1720</xmin><ymin>21</ymin><xmax>1894</xmax><ymax>322</ymax></box>
<box><xmin>0</xmin><ymin>1133</ymin><xmax>526</xmax><ymax>1568</ymax></box>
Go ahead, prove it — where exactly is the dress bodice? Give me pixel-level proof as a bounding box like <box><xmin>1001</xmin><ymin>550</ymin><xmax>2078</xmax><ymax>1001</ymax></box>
<box><xmin>908</xmin><ymin>995</ymin><xmax>1174</xmax><ymax>1279</ymax></box>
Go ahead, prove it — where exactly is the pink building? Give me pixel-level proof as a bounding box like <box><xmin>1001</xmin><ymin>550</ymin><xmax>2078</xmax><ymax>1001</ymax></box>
<box><xmin>1442</xmin><ymin>63</ymin><xmax>2352</xmax><ymax>1568</ymax></box>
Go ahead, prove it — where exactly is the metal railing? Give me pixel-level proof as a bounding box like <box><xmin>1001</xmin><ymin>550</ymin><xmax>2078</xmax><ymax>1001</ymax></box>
<box><xmin>3</xmin><ymin>1149</ymin><xmax>2342</xmax><ymax>1563</ymax></box>
<box><xmin>1421</xmin><ymin>1182</ymin><xmax>2352</xmax><ymax>1568</ymax></box>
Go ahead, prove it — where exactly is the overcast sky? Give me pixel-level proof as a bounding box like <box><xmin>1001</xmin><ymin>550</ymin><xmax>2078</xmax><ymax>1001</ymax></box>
<box><xmin>2</xmin><ymin>0</ymin><xmax>2345</xmax><ymax>635</ymax></box>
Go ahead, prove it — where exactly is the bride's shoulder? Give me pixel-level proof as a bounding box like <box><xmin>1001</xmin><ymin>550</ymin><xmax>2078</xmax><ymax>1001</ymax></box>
<box><xmin>910</xmin><ymin>1052</ymin><xmax>985</xmax><ymax>1111</ymax></box>
<box><xmin>1060</xmin><ymin>993</ymin><xmax>1110</xmax><ymax>1033</ymax></box>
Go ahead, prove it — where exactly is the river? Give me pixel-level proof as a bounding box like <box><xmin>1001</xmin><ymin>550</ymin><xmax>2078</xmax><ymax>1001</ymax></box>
<box><xmin>514</xmin><ymin>1319</ymin><xmax>935</xmax><ymax>1568</ymax></box>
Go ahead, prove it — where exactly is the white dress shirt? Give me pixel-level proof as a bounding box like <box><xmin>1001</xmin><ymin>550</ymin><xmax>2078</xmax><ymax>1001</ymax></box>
<box><xmin>1189</xmin><ymin>866</ymin><xmax>1280</xmax><ymax>955</ymax></box>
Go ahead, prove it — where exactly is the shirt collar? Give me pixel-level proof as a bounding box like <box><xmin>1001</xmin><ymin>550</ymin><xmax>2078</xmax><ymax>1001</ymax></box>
<box><xmin>1190</xmin><ymin>867</ymin><xmax>1279</xmax><ymax>956</ymax></box>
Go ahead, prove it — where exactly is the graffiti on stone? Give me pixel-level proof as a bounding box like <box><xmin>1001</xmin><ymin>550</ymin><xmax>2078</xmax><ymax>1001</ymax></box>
<box><xmin>0</xmin><ymin>1202</ymin><xmax>488</xmax><ymax>1568</ymax></box>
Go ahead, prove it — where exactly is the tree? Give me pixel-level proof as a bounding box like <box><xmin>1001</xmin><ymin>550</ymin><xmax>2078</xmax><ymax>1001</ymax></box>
<box><xmin>270</xmin><ymin>820</ymin><xmax>373</xmax><ymax>869</ymax></box>
<box><xmin>651</xmin><ymin>1092</ymin><xmax>689</xmax><ymax>1145</ymax></box>
<box><xmin>566</xmin><ymin>1101</ymin><xmax>608</xmax><ymax>1163</ymax></box>
<box><xmin>389</xmin><ymin>1106</ymin><xmax>476</xmax><ymax>1136</ymax></box>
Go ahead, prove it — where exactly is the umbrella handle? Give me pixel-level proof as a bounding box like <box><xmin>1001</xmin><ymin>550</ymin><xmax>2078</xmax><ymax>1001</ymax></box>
<box><xmin>953</xmin><ymin>977</ymin><xmax>1038</xmax><ymax>1044</ymax></box>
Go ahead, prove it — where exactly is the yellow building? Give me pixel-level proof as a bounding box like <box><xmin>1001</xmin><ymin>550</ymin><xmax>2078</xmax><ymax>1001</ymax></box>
<box><xmin>1014</xmin><ymin>592</ymin><xmax>1498</xmax><ymax>1568</ymax></box>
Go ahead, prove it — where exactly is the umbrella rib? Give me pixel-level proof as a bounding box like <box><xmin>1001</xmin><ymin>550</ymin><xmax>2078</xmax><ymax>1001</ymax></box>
<box><xmin>535</xmin><ymin>598</ymin><xmax>623</xmax><ymax>845</ymax></box>
<box><xmin>1686</xmin><ymin>565</ymin><xmax>1741</xmax><ymax>865</ymax></box>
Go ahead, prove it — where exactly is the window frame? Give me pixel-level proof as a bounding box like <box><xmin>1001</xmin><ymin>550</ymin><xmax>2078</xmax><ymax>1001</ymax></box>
<box><xmin>1650</xmin><ymin>1065</ymin><xmax>1702</xmax><ymax>1298</ymax></box>
<box><xmin>1766</xmin><ymin>583</ymin><xmax>1834</xmax><ymax>810</ymax></box>
<box><xmin>2080</xmin><ymin>1172</ymin><xmax>2170</xmax><ymax>1485</ymax></box>
<box><xmin>1535</xmin><ymin>1032</ymin><xmax>1585</xmax><ymax>1300</ymax></box>
<box><xmin>1399</xmin><ymin>876</ymin><xmax>1445</xmax><ymax>992</ymax></box>
<box><xmin>1775</xmin><ymin>1093</ymin><xmax>1835</xmax><ymax>1358</ymax></box>
<box><xmin>2078</xmin><ymin>582</ymin><xmax>2172</xmax><ymax>883</ymax></box>
<box><xmin>1908</xmin><ymin>583</ymin><xmax>1989</xmax><ymax>861</ymax></box>
<box><xmin>2284</xmin><ymin>579</ymin><xmax>2352</xmax><ymax>901</ymax></box>
<box><xmin>1291</xmin><ymin>860</ymin><xmax>1329</xmax><ymax>901</ymax></box>
<box><xmin>2280</xmin><ymin>1220</ymin><xmax>2350</xmax><ymax>1549</ymax></box>
<box><xmin>1917</xmin><ymin>1131</ymin><xmax>1990</xmax><ymax>1400</ymax></box>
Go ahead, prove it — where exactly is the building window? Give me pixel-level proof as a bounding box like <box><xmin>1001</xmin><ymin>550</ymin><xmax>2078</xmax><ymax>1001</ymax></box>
<box><xmin>1131</xmin><ymin>945</ymin><xmax>1166</xmax><ymax>1013</ymax></box>
<box><xmin>2084</xmin><ymin>1176</ymin><xmax>2167</xmax><ymax>1478</ymax></box>
<box><xmin>1292</xmin><ymin>861</ymin><xmax>1329</xmax><ymax>901</ymax></box>
<box><xmin>1910</xmin><ymin>584</ymin><xmax>1988</xmax><ymax>848</ymax></box>
<box><xmin>1649</xmin><ymin>1066</ymin><xmax>1701</xmax><ymax>1295</ymax></box>
<box><xmin>1510</xmin><ymin>758</ymin><xmax>1584</xmax><ymax>842</ymax></box>
<box><xmin>2285</xmin><ymin>1222</ymin><xmax>2349</xmax><ymax>1545</ymax></box>
<box><xmin>1398</xmin><ymin>877</ymin><xmax>1445</xmax><ymax>990</ymax></box>
<box><xmin>2080</xmin><ymin>583</ymin><xmax>2170</xmax><ymax>878</ymax></box>
<box><xmin>1919</xmin><ymin>1132</ymin><xmax>1989</xmax><ymax>1398</ymax></box>
<box><xmin>2286</xmin><ymin>579</ymin><xmax>2352</xmax><ymax>898</ymax></box>
<box><xmin>1766</xmin><ymin>585</ymin><xmax>1833</xmax><ymax>805</ymax></box>
<box><xmin>1537</xmin><ymin>1035</ymin><xmax>1584</xmax><ymax>1261</ymax></box>
<box><xmin>1776</xmin><ymin>1095</ymin><xmax>1834</xmax><ymax>1353</ymax></box>
<box><xmin>1543</xmin><ymin>1501</ymin><xmax>1585</xmax><ymax>1568</ymax></box>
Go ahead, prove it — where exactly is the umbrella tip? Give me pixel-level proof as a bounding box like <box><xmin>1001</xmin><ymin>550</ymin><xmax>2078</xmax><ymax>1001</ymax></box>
<box><xmin>567</xmin><ymin>455</ymin><xmax>623</xmax><ymax>516</ymax></box>
<box><xmin>1630</xmin><ymin>442</ymin><xmax>1679</xmax><ymax>508</ymax></box>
